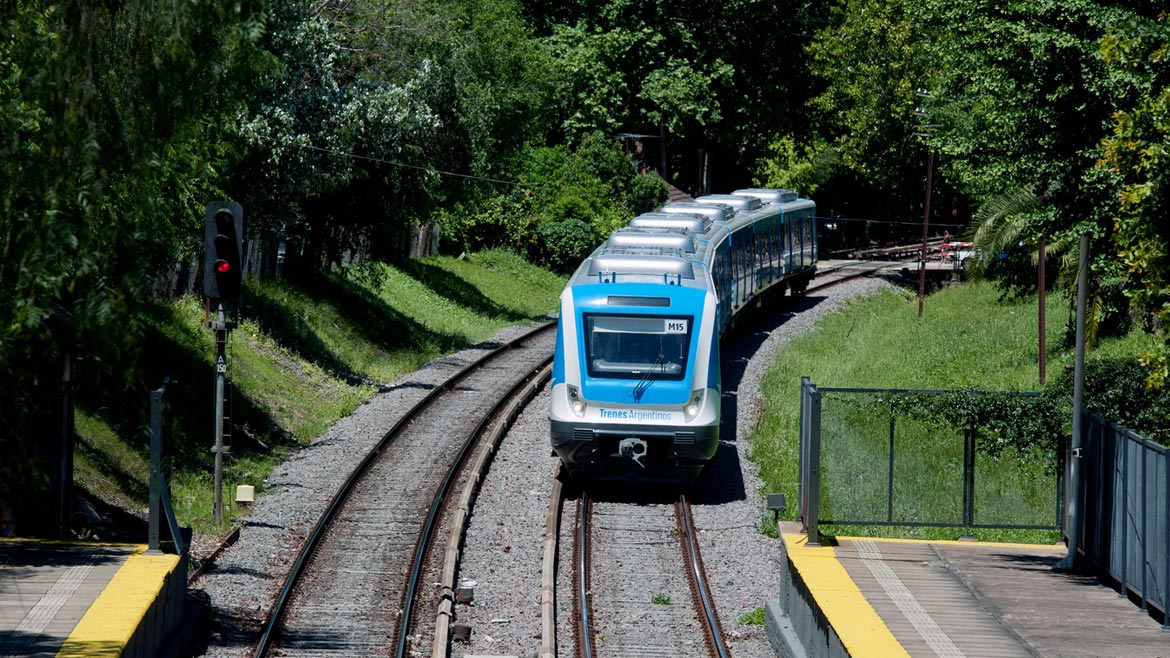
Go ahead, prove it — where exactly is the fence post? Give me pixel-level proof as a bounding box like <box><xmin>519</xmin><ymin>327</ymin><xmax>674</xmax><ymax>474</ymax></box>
<box><xmin>1164</xmin><ymin>447</ymin><xmax>1169</xmax><ymax>629</ymax></box>
<box><xmin>148</xmin><ymin>380</ymin><xmax>188</xmax><ymax>556</ymax></box>
<box><xmin>148</xmin><ymin>385</ymin><xmax>164</xmax><ymax>554</ymax></box>
<box><xmin>887</xmin><ymin>400</ymin><xmax>895</xmax><ymax>524</ymax></box>
<box><xmin>799</xmin><ymin>376</ymin><xmax>808</xmax><ymax>527</ymax></box>
<box><xmin>963</xmin><ymin>428</ymin><xmax>976</xmax><ymax>528</ymax></box>
<box><xmin>807</xmin><ymin>383</ymin><xmax>822</xmax><ymax>547</ymax></box>
<box><xmin>1120</xmin><ymin>426</ymin><xmax>1129</xmax><ymax>599</ymax></box>
<box><xmin>1139</xmin><ymin>432</ymin><xmax>1147</xmax><ymax>613</ymax></box>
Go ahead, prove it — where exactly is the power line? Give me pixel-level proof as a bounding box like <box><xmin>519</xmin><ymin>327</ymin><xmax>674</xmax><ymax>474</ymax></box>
<box><xmin>813</xmin><ymin>214</ymin><xmax>967</xmax><ymax>229</ymax></box>
<box><xmin>302</xmin><ymin>145</ymin><xmax>969</xmax><ymax>229</ymax></box>
<box><xmin>302</xmin><ymin>144</ymin><xmax>530</xmax><ymax>190</ymax></box>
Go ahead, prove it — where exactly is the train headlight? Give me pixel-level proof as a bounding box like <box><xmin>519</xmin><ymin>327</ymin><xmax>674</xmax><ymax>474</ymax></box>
<box><xmin>568</xmin><ymin>385</ymin><xmax>586</xmax><ymax>417</ymax></box>
<box><xmin>683</xmin><ymin>390</ymin><xmax>704</xmax><ymax>420</ymax></box>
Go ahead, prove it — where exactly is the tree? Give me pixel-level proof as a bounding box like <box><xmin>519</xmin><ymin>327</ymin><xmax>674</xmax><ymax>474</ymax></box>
<box><xmin>0</xmin><ymin>0</ymin><xmax>265</xmax><ymax>524</ymax></box>
<box><xmin>1099</xmin><ymin>13</ymin><xmax>1170</xmax><ymax>387</ymax></box>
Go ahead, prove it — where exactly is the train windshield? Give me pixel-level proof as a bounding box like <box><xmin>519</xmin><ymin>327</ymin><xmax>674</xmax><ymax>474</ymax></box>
<box><xmin>583</xmin><ymin>314</ymin><xmax>691</xmax><ymax>380</ymax></box>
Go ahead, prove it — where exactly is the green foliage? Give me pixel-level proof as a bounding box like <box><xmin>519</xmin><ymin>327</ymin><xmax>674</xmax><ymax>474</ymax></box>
<box><xmin>1052</xmin><ymin>358</ymin><xmax>1170</xmax><ymax>444</ymax></box>
<box><xmin>738</xmin><ymin>608</ymin><xmax>767</xmax><ymax>626</ymax></box>
<box><xmin>437</xmin><ymin>135</ymin><xmax>657</xmax><ymax>271</ymax></box>
<box><xmin>0</xmin><ymin>0</ymin><xmax>265</xmax><ymax>515</ymax></box>
<box><xmin>885</xmin><ymin>391</ymin><xmax>1066</xmax><ymax>468</ymax></box>
<box><xmin>1098</xmin><ymin>14</ymin><xmax>1170</xmax><ymax>388</ymax></box>
<box><xmin>651</xmin><ymin>592</ymin><xmax>672</xmax><ymax>605</ymax></box>
<box><xmin>807</xmin><ymin>0</ymin><xmax>925</xmax><ymax>186</ymax></box>
<box><xmin>537</xmin><ymin>220</ymin><xmax>596</xmax><ymax>274</ymax></box>
<box><xmin>754</xmin><ymin>136</ymin><xmax>840</xmax><ymax>196</ymax></box>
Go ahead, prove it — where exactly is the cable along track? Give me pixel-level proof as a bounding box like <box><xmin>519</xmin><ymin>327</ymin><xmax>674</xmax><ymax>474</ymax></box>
<box><xmin>252</xmin><ymin>322</ymin><xmax>555</xmax><ymax>658</ymax></box>
<box><xmin>560</xmin><ymin>491</ymin><xmax>731</xmax><ymax>658</ymax></box>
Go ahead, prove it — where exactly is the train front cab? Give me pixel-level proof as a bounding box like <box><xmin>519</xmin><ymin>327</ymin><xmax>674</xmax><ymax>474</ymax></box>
<box><xmin>550</xmin><ymin>283</ymin><xmax>720</xmax><ymax>483</ymax></box>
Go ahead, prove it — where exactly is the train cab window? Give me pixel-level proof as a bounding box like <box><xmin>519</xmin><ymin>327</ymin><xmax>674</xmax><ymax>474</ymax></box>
<box><xmin>583</xmin><ymin>314</ymin><xmax>691</xmax><ymax>381</ymax></box>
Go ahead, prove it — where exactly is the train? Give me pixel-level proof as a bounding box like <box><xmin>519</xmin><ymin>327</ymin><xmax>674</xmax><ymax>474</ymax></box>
<box><xmin>549</xmin><ymin>188</ymin><xmax>818</xmax><ymax>482</ymax></box>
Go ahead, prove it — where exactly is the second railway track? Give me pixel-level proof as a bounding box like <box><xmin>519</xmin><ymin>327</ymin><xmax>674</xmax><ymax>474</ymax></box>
<box><xmin>253</xmin><ymin>322</ymin><xmax>556</xmax><ymax>658</ymax></box>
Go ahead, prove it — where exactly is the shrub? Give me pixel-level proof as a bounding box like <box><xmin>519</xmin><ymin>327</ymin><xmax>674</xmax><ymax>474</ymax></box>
<box><xmin>536</xmin><ymin>219</ymin><xmax>595</xmax><ymax>274</ymax></box>
<box><xmin>1051</xmin><ymin>357</ymin><xmax>1170</xmax><ymax>444</ymax></box>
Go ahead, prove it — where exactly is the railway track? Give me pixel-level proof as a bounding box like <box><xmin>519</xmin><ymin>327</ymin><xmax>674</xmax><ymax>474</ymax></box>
<box><xmin>251</xmin><ymin>322</ymin><xmax>556</xmax><ymax>658</ymax></box>
<box><xmin>808</xmin><ymin>258</ymin><xmax>903</xmax><ymax>293</ymax></box>
<box><xmin>544</xmin><ymin>486</ymin><xmax>730</xmax><ymax>658</ymax></box>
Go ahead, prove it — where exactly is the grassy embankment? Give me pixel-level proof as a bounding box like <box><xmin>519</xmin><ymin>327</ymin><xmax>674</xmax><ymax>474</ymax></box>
<box><xmin>749</xmin><ymin>281</ymin><xmax>1161</xmax><ymax>543</ymax></box>
<box><xmin>73</xmin><ymin>250</ymin><xmax>565</xmax><ymax>534</ymax></box>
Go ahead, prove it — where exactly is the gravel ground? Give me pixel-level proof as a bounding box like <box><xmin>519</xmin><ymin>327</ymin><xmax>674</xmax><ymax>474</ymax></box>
<box><xmin>191</xmin><ymin>277</ymin><xmax>893</xmax><ymax>658</ymax></box>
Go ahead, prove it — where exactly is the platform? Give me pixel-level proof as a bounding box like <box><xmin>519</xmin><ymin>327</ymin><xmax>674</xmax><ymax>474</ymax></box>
<box><xmin>0</xmin><ymin>540</ymin><xmax>185</xmax><ymax>658</ymax></box>
<box><xmin>767</xmin><ymin>530</ymin><xmax>1169</xmax><ymax>658</ymax></box>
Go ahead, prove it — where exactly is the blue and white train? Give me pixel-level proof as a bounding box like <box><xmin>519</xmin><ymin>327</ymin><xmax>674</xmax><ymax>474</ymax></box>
<box><xmin>549</xmin><ymin>189</ymin><xmax>817</xmax><ymax>482</ymax></box>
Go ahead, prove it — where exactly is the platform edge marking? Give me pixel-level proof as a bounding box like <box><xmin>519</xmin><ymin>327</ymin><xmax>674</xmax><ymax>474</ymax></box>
<box><xmin>56</xmin><ymin>548</ymin><xmax>180</xmax><ymax>658</ymax></box>
<box><xmin>783</xmin><ymin>533</ymin><xmax>912</xmax><ymax>658</ymax></box>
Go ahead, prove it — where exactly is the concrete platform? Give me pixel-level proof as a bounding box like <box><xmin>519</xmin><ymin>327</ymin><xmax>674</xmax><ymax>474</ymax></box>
<box><xmin>0</xmin><ymin>540</ymin><xmax>184</xmax><ymax>658</ymax></box>
<box><xmin>767</xmin><ymin>531</ymin><xmax>1169</xmax><ymax>658</ymax></box>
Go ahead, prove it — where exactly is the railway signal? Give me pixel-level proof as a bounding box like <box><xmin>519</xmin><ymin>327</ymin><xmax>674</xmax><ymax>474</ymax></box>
<box><xmin>203</xmin><ymin>201</ymin><xmax>244</xmax><ymax>309</ymax></box>
<box><xmin>202</xmin><ymin>199</ymin><xmax>243</xmax><ymax>525</ymax></box>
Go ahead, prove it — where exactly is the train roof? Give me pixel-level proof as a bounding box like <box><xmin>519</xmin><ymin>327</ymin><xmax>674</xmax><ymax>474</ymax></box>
<box><xmin>629</xmin><ymin>213</ymin><xmax>711</xmax><ymax>234</ymax></box>
<box><xmin>566</xmin><ymin>188</ymin><xmax>814</xmax><ymax>292</ymax></box>
<box><xmin>659</xmin><ymin>201</ymin><xmax>735</xmax><ymax>222</ymax></box>
<box><xmin>693</xmin><ymin>194</ymin><xmax>762</xmax><ymax>212</ymax></box>
<box><xmin>606</xmin><ymin>228</ymin><xmax>697</xmax><ymax>253</ymax></box>
<box><xmin>731</xmin><ymin>188</ymin><xmax>798</xmax><ymax>204</ymax></box>
<box><xmin>586</xmin><ymin>248</ymin><xmax>696</xmax><ymax>282</ymax></box>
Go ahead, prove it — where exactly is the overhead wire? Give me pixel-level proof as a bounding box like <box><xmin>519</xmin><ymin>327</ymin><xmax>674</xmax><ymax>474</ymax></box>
<box><xmin>300</xmin><ymin>144</ymin><xmax>968</xmax><ymax>229</ymax></box>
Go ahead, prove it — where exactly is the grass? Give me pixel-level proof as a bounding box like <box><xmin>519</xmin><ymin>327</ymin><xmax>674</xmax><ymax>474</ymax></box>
<box><xmin>738</xmin><ymin>607</ymin><xmax>766</xmax><ymax>626</ymax></box>
<box><xmin>749</xmin><ymin>281</ymin><xmax>1156</xmax><ymax>544</ymax></box>
<box><xmin>77</xmin><ymin>249</ymin><xmax>564</xmax><ymax>534</ymax></box>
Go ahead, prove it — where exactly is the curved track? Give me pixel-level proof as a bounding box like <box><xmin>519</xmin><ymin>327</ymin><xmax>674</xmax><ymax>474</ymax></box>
<box><xmin>252</xmin><ymin>322</ymin><xmax>556</xmax><ymax>658</ymax></box>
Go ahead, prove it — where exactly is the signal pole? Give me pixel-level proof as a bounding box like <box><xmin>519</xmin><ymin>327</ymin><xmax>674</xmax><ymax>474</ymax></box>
<box><xmin>212</xmin><ymin>303</ymin><xmax>228</xmax><ymax>524</ymax></box>
<box><xmin>204</xmin><ymin>200</ymin><xmax>243</xmax><ymax>526</ymax></box>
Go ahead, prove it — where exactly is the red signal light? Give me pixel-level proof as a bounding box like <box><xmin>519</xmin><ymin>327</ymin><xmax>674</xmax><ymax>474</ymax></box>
<box><xmin>216</xmin><ymin>260</ymin><xmax>231</xmax><ymax>274</ymax></box>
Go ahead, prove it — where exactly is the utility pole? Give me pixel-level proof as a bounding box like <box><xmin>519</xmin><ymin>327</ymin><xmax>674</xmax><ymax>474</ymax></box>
<box><xmin>1038</xmin><ymin>239</ymin><xmax>1047</xmax><ymax>384</ymax></box>
<box><xmin>918</xmin><ymin>149</ymin><xmax>934</xmax><ymax>318</ymax></box>
<box><xmin>914</xmin><ymin>89</ymin><xmax>938</xmax><ymax>319</ymax></box>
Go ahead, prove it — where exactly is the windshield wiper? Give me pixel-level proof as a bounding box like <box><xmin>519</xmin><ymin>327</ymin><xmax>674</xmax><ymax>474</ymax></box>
<box><xmin>632</xmin><ymin>355</ymin><xmax>665</xmax><ymax>403</ymax></box>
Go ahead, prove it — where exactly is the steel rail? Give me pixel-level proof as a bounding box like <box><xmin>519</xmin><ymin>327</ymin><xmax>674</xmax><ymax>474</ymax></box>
<box><xmin>432</xmin><ymin>365</ymin><xmax>554</xmax><ymax>657</ymax></box>
<box><xmin>539</xmin><ymin>465</ymin><xmax>566</xmax><ymax>658</ymax></box>
<box><xmin>398</xmin><ymin>356</ymin><xmax>553</xmax><ymax>658</ymax></box>
<box><xmin>676</xmin><ymin>495</ymin><xmax>731</xmax><ymax>658</ymax></box>
<box><xmin>806</xmin><ymin>260</ymin><xmax>899</xmax><ymax>294</ymax></box>
<box><xmin>575</xmin><ymin>493</ymin><xmax>596</xmax><ymax>658</ymax></box>
<box><xmin>252</xmin><ymin>321</ymin><xmax>555</xmax><ymax>658</ymax></box>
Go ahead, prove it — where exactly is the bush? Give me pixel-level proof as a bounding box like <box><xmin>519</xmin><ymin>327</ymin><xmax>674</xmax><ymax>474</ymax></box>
<box><xmin>1050</xmin><ymin>357</ymin><xmax>1170</xmax><ymax>444</ymax></box>
<box><xmin>536</xmin><ymin>219</ymin><xmax>596</xmax><ymax>274</ymax></box>
<box><xmin>435</xmin><ymin>135</ymin><xmax>652</xmax><ymax>266</ymax></box>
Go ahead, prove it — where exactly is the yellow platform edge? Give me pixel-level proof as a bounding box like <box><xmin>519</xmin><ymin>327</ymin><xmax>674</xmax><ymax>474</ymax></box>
<box><xmin>56</xmin><ymin>546</ymin><xmax>181</xmax><ymax>658</ymax></box>
<box><xmin>783</xmin><ymin>532</ymin><xmax>912</xmax><ymax>658</ymax></box>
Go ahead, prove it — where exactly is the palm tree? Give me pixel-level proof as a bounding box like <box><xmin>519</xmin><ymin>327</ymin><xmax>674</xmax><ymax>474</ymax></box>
<box><xmin>965</xmin><ymin>185</ymin><xmax>1067</xmax><ymax>384</ymax></box>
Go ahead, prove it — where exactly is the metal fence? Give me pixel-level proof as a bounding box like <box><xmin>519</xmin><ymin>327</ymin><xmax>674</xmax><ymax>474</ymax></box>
<box><xmin>1077</xmin><ymin>412</ymin><xmax>1169</xmax><ymax>626</ymax></box>
<box><xmin>799</xmin><ymin>377</ymin><xmax>1065</xmax><ymax>545</ymax></box>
